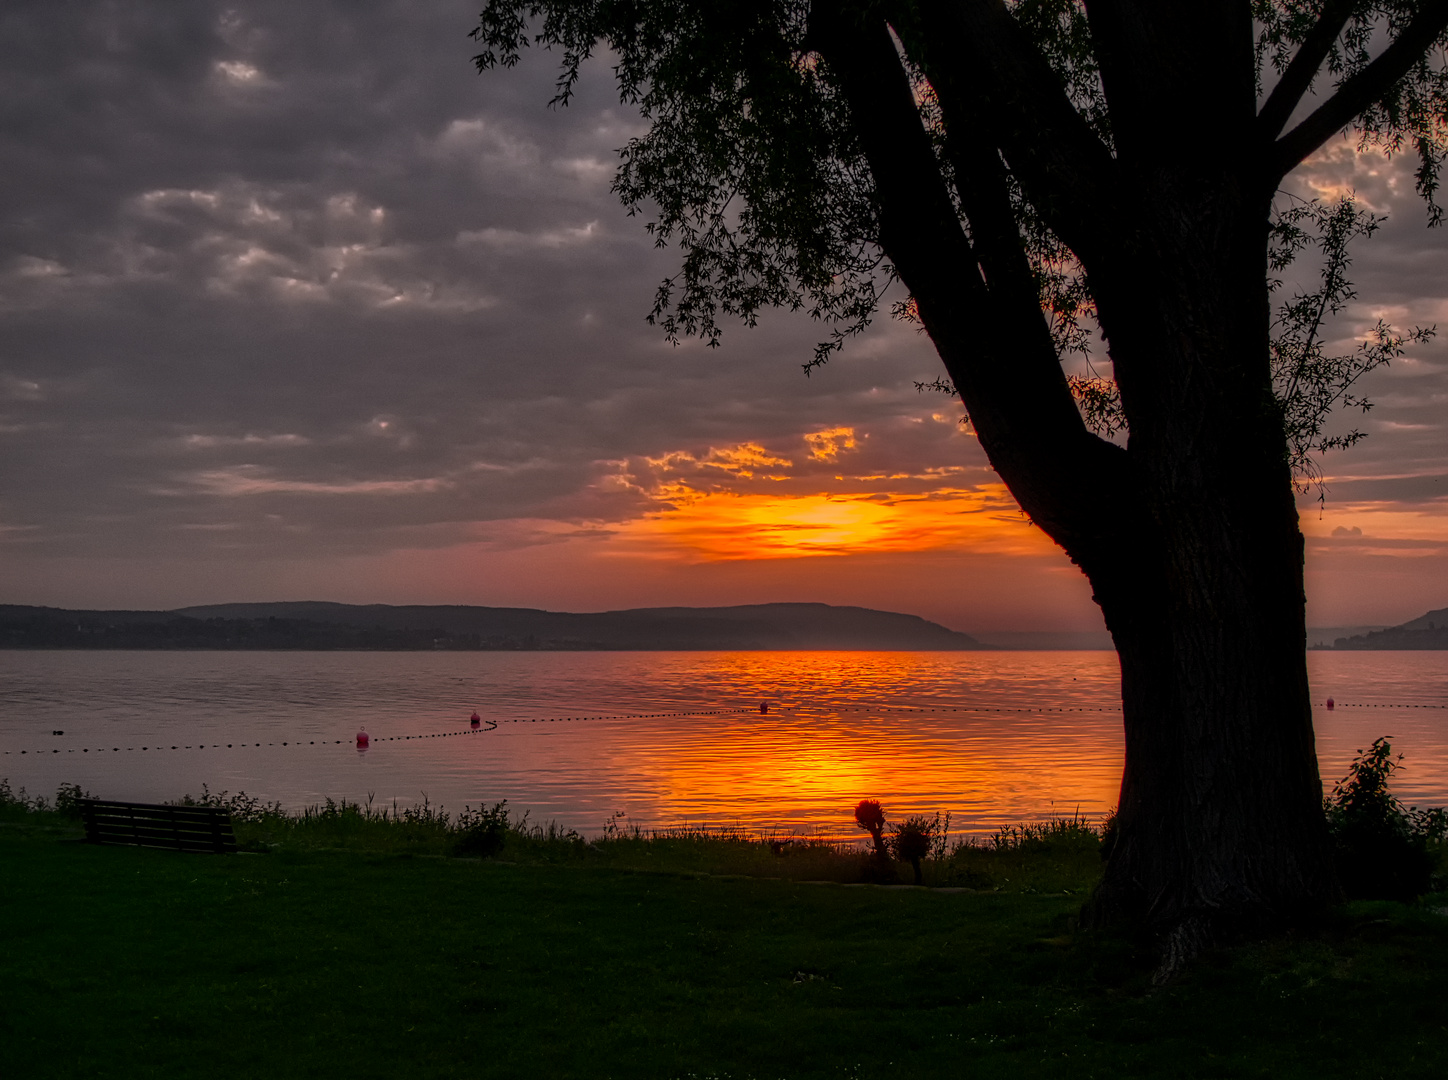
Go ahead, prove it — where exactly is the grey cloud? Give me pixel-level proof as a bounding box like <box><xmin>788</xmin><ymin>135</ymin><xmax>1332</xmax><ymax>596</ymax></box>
<box><xmin>0</xmin><ymin>0</ymin><xmax>956</xmax><ymax>573</ymax></box>
<box><xmin>1320</xmin><ymin>471</ymin><xmax>1448</xmax><ymax>506</ymax></box>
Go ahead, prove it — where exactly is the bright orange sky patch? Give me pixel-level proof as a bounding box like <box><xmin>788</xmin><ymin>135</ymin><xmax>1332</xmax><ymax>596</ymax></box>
<box><xmin>619</xmin><ymin>487</ymin><xmax>1037</xmax><ymax>559</ymax></box>
<box><xmin>607</xmin><ymin>429</ymin><xmax>1042</xmax><ymax>561</ymax></box>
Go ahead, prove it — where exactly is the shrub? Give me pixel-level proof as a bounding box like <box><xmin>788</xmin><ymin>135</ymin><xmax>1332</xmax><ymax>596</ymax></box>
<box><xmin>890</xmin><ymin>816</ymin><xmax>935</xmax><ymax>885</ymax></box>
<box><xmin>0</xmin><ymin>780</ymin><xmax>98</xmax><ymax>821</ymax></box>
<box><xmin>989</xmin><ymin>811</ymin><xmax>1103</xmax><ymax>854</ymax></box>
<box><xmin>0</xmin><ymin>778</ymin><xmax>40</xmax><ymax>819</ymax></box>
<box><xmin>853</xmin><ymin>799</ymin><xmax>889</xmax><ymax>862</ymax></box>
<box><xmin>53</xmin><ymin>783</ymin><xmax>94</xmax><ymax>819</ymax></box>
<box><xmin>453</xmin><ymin>800</ymin><xmax>511</xmax><ymax>858</ymax></box>
<box><xmin>173</xmin><ymin>785</ymin><xmax>284</xmax><ymax>823</ymax></box>
<box><xmin>1325</xmin><ymin>737</ymin><xmax>1444</xmax><ymax>901</ymax></box>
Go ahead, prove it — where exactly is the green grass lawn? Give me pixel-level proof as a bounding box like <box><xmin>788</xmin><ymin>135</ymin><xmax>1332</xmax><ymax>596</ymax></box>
<box><xmin>3</xmin><ymin>818</ymin><xmax>1448</xmax><ymax>1080</ymax></box>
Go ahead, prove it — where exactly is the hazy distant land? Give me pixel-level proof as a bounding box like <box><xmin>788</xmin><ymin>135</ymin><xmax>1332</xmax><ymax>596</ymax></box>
<box><xmin>0</xmin><ymin>601</ymin><xmax>989</xmax><ymax>652</ymax></box>
<box><xmin>1319</xmin><ymin>607</ymin><xmax>1448</xmax><ymax>650</ymax></box>
<box><xmin>3</xmin><ymin>601</ymin><xmax>1442</xmax><ymax>651</ymax></box>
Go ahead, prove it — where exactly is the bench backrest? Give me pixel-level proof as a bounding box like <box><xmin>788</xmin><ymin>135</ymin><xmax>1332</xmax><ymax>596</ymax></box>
<box><xmin>79</xmin><ymin>799</ymin><xmax>237</xmax><ymax>854</ymax></box>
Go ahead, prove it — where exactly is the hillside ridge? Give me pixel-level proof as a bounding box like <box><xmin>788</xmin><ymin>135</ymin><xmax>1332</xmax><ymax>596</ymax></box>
<box><xmin>1321</xmin><ymin>606</ymin><xmax>1448</xmax><ymax>650</ymax></box>
<box><xmin>0</xmin><ymin>601</ymin><xmax>988</xmax><ymax>651</ymax></box>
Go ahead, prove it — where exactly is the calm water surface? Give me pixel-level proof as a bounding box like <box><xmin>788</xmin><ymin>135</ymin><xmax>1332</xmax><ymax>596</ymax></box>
<box><xmin>2</xmin><ymin>650</ymin><xmax>1445</xmax><ymax>838</ymax></box>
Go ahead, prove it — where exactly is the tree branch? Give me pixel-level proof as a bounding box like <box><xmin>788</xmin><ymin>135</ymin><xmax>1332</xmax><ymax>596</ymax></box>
<box><xmin>947</xmin><ymin>132</ymin><xmax>1042</xmax><ymax>306</ymax></box>
<box><xmin>1082</xmin><ymin>2</ymin><xmax>1257</xmax><ymax>165</ymax></box>
<box><xmin>1272</xmin><ymin>1</ymin><xmax>1448</xmax><ymax>179</ymax></box>
<box><xmin>1257</xmin><ymin>0</ymin><xmax>1359</xmax><ymax>140</ymax></box>
<box><xmin>909</xmin><ymin>0</ymin><xmax>1121</xmax><ymax>265</ymax></box>
<box><xmin>810</xmin><ymin>2</ymin><xmax>1132</xmax><ymax>554</ymax></box>
<box><xmin>805</xmin><ymin>4</ymin><xmax>983</xmax><ymax>309</ymax></box>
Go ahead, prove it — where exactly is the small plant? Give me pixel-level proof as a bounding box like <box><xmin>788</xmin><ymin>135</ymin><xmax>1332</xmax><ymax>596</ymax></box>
<box><xmin>989</xmin><ymin>810</ymin><xmax>1102</xmax><ymax>853</ymax></box>
<box><xmin>0</xmin><ymin>780</ymin><xmax>104</xmax><ymax>822</ymax></box>
<box><xmin>1325</xmin><ymin>737</ymin><xmax>1445</xmax><ymax>901</ymax></box>
<box><xmin>928</xmin><ymin>811</ymin><xmax>952</xmax><ymax>863</ymax></box>
<box><xmin>453</xmin><ymin>800</ymin><xmax>511</xmax><ymax>858</ymax></box>
<box><xmin>52</xmin><ymin>783</ymin><xmax>94</xmax><ymax>819</ymax></box>
<box><xmin>853</xmin><ymin>799</ymin><xmax>889</xmax><ymax>861</ymax></box>
<box><xmin>0</xmin><ymin>778</ymin><xmax>40</xmax><ymax>819</ymax></box>
<box><xmin>173</xmin><ymin>785</ymin><xmax>284</xmax><ymax>823</ymax></box>
<box><xmin>890</xmin><ymin>816</ymin><xmax>935</xmax><ymax>885</ymax></box>
<box><xmin>1098</xmin><ymin>807</ymin><xmax>1119</xmax><ymax>861</ymax></box>
<box><xmin>853</xmin><ymin>799</ymin><xmax>897</xmax><ymax>882</ymax></box>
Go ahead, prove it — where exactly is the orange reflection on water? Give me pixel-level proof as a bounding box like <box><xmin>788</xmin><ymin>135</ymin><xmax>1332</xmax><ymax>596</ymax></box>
<box><xmin>597</xmin><ymin>707</ymin><xmax>1124</xmax><ymax>840</ymax></box>
<box><xmin>9</xmin><ymin>651</ymin><xmax>1442</xmax><ymax>837</ymax></box>
<box><xmin>517</xmin><ymin>650</ymin><xmax>1132</xmax><ymax>838</ymax></box>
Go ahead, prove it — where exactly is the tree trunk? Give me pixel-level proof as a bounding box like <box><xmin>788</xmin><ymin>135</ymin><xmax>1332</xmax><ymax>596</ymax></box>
<box><xmin>1081</xmin><ymin>507</ymin><xmax>1340</xmax><ymax>947</ymax></box>
<box><xmin>1074</xmin><ymin>195</ymin><xmax>1342</xmax><ymax>957</ymax></box>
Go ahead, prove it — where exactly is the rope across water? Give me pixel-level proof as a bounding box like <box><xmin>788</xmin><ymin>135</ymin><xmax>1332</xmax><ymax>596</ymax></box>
<box><xmin>3</xmin><ymin>699</ymin><xmax>1440</xmax><ymax>757</ymax></box>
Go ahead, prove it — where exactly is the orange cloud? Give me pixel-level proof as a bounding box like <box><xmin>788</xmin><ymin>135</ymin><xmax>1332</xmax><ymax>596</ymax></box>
<box><xmin>597</xmin><ymin>429</ymin><xmax>1044</xmax><ymax>562</ymax></box>
<box><xmin>803</xmin><ymin>426</ymin><xmax>858</xmax><ymax>461</ymax></box>
<box><xmin>613</xmin><ymin>486</ymin><xmax>1032</xmax><ymax>560</ymax></box>
<box><xmin>646</xmin><ymin>443</ymin><xmax>791</xmax><ymax>482</ymax></box>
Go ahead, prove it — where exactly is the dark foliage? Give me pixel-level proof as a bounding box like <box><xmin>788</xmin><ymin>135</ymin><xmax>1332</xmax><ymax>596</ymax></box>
<box><xmin>1325</xmin><ymin>737</ymin><xmax>1448</xmax><ymax>900</ymax></box>
<box><xmin>852</xmin><ymin>797</ymin><xmax>889</xmax><ymax>856</ymax></box>
<box><xmin>452</xmin><ymin>800</ymin><xmax>513</xmax><ymax>858</ymax></box>
<box><xmin>890</xmin><ymin>814</ymin><xmax>935</xmax><ymax>885</ymax></box>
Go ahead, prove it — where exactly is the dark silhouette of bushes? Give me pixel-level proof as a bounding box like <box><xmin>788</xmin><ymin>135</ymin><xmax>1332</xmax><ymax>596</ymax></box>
<box><xmin>1326</xmin><ymin>737</ymin><xmax>1447</xmax><ymax>901</ymax></box>
<box><xmin>453</xmin><ymin>800</ymin><xmax>512</xmax><ymax>858</ymax></box>
<box><xmin>891</xmin><ymin>816</ymin><xmax>934</xmax><ymax>885</ymax></box>
<box><xmin>854</xmin><ymin>799</ymin><xmax>889</xmax><ymax>859</ymax></box>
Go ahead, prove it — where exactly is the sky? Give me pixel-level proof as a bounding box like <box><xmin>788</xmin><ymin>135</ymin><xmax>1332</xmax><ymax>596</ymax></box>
<box><xmin>2</xmin><ymin>0</ymin><xmax>1446</xmax><ymax>634</ymax></box>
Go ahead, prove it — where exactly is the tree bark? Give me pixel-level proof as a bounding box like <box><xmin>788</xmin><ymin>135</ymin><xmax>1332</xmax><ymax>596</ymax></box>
<box><xmin>1071</xmin><ymin>184</ymin><xmax>1342</xmax><ymax>949</ymax></box>
<box><xmin>1082</xmin><ymin>500</ymin><xmax>1339</xmax><ymax>939</ymax></box>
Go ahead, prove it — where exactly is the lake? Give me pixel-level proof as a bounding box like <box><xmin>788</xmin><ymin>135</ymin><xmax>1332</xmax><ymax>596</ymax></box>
<box><xmin>2</xmin><ymin>650</ymin><xmax>1446</xmax><ymax>839</ymax></box>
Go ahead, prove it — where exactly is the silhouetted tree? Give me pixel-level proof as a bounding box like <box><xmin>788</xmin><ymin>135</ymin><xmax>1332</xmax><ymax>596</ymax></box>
<box><xmin>854</xmin><ymin>798</ymin><xmax>891</xmax><ymax>862</ymax></box>
<box><xmin>473</xmin><ymin>1</ymin><xmax>1448</xmax><ymax>959</ymax></box>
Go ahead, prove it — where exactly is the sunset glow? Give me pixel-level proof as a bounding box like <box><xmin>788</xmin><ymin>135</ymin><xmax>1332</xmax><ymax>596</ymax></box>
<box><xmin>619</xmin><ymin>487</ymin><xmax>1037</xmax><ymax>559</ymax></box>
<box><xmin>599</xmin><ymin>429</ymin><xmax>1047</xmax><ymax>561</ymax></box>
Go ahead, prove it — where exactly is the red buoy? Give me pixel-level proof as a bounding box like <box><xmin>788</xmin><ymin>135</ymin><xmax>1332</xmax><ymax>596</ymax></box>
<box><xmin>356</xmin><ymin>729</ymin><xmax>370</xmax><ymax>749</ymax></box>
<box><xmin>1326</xmin><ymin>697</ymin><xmax>1335</xmax><ymax>710</ymax></box>
<box><xmin>759</xmin><ymin>701</ymin><xmax>769</xmax><ymax>715</ymax></box>
<box><xmin>470</xmin><ymin>711</ymin><xmax>481</xmax><ymax>728</ymax></box>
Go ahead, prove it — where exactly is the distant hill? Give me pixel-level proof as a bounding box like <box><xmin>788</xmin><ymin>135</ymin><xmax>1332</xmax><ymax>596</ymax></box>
<box><xmin>1321</xmin><ymin>607</ymin><xmax>1448</xmax><ymax>650</ymax></box>
<box><xmin>1306</xmin><ymin>625</ymin><xmax>1388</xmax><ymax>649</ymax></box>
<box><xmin>0</xmin><ymin>602</ymin><xmax>988</xmax><ymax>651</ymax></box>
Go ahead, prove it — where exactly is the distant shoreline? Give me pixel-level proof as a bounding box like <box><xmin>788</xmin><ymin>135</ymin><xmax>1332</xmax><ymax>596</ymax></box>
<box><xmin>4</xmin><ymin>601</ymin><xmax>1442</xmax><ymax>651</ymax></box>
<box><xmin>0</xmin><ymin>600</ymin><xmax>995</xmax><ymax>652</ymax></box>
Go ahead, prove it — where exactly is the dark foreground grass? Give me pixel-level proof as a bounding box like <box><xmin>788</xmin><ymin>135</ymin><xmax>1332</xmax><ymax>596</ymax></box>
<box><xmin>4</xmin><ymin>816</ymin><xmax>1448</xmax><ymax>1080</ymax></box>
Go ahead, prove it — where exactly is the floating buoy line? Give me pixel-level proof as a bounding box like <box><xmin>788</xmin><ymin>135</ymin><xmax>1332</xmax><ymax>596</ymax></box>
<box><xmin>2</xmin><ymin>706</ymin><xmax>751</xmax><ymax>756</ymax></box>
<box><xmin>3</xmin><ymin>699</ymin><xmax>1439</xmax><ymax>757</ymax></box>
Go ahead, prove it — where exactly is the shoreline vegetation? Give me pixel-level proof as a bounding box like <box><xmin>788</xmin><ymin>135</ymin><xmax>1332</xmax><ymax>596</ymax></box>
<box><xmin>4</xmin><ymin>734</ymin><xmax>1445</xmax><ymax>893</ymax></box>
<box><xmin>3</xmin><ymin>778</ymin><xmax>1447</xmax><ymax>1078</ymax></box>
<box><xmin>2</xmin><ymin>779</ymin><xmax>1108</xmax><ymax>891</ymax></box>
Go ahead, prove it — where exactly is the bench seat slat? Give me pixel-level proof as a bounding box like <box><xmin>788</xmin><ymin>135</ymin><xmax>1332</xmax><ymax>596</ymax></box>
<box><xmin>84</xmin><ymin>813</ymin><xmax>232</xmax><ymax>830</ymax></box>
<box><xmin>84</xmin><ymin>804</ymin><xmax>227</xmax><ymax>820</ymax></box>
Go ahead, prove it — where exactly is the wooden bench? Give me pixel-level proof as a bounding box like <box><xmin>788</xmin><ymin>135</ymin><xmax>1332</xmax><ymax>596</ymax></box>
<box><xmin>79</xmin><ymin>799</ymin><xmax>237</xmax><ymax>854</ymax></box>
